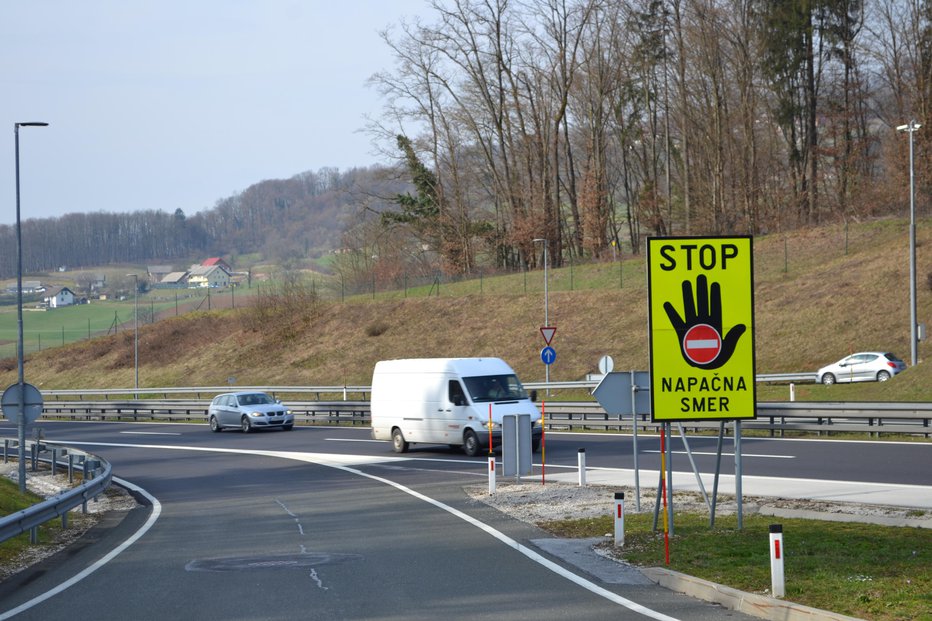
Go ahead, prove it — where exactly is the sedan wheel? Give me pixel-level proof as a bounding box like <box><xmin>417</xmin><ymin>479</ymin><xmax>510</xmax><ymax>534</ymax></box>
<box><xmin>209</xmin><ymin>416</ymin><xmax>222</xmax><ymax>432</ymax></box>
<box><xmin>821</xmin><ymin>373</ymin><xmax>836</xmax><ymax>386</ymax></box>
<box><xmin>241</xmin><ymin>416</ymin><xmax>252</xmax><ymax>433</ymax></box>
<box><xmin>877</xmin><ymin>370</ymin><xmax>891</xmax><ymax>382</ymax></box>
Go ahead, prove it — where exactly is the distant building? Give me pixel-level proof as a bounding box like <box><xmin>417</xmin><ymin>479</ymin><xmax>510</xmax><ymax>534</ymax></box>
<box><xmin>156</xmin><ymin>272</ymin><xmax>189</xmax><ymax>289</ymax></box>
<box><xmin>6</xmin><ymin>281</ymin><xmax>45</xmax><ymax>295</ymax></box>
<box><xmin>201</xmin><ymin>257</ymin><xmax>233</xmax><ymax>272</ymax></box>
<box><xmin>187</xmin><ymin>265</ymin><xmax>230</xmax><ymax>288</ymax></box>
<box><xmin>147</xmin><ymin>265</ymin><xmax>173</xmax><ymax>283</ymax></box>
<box><xmin>44</xmin><ymin>286</ymin><xmax>76</xmax><ymax>308</ymax></box>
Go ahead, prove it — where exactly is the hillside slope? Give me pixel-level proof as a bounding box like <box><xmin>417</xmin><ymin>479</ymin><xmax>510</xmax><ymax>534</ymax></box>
<box><xmin>1</xmin><ymin>219</ymin><xmax>930</xmax><ymax>402</ymax></box>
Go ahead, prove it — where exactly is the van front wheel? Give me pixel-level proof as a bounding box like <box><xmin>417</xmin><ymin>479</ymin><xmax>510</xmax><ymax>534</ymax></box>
<box><xmin>463</xmin><ymin>430</ymin><xmax>481</xmax><ymax>457</ymax></box>
<box><xmin>391</xmin><ymin>428</ymin><xmax>409</xmax><ymax>453</ymax></box>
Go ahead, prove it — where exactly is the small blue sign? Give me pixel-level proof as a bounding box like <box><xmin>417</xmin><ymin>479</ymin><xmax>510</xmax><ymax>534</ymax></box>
<box><xmin>541</xmin><ymin>346</ymin><xmax>556</xmax><ymax>365</ymax></box>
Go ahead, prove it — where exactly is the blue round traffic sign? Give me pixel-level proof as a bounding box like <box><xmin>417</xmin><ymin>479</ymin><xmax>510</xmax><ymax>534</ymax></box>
<box><xmin>541</xmin><ymin>346</ymin><xmax>556</xmax><ymax>365</ymax></box>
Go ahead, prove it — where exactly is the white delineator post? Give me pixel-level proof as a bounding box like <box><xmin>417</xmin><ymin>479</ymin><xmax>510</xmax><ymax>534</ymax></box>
<box><xmin>578</xmin><ymin>448</ymin><xmax>587</xmax><ymax>486</ymax></box>
<box><xmin>770</xmin><ymin>524</ymin><xmax>785</xmax><ymax>598</ymax></box>
<box><xmin>613</xmin><ymin>492</ymin><xmax>625</xmax><ymax>547</ymax></box>
<box><xmin>488</xmin><ymin>455</ymin><xmax>496</xmax><ymax>495</ymax></box>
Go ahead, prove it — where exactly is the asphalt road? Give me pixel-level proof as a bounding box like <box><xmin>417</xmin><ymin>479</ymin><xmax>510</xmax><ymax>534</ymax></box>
<box><xmin>0</xmin><ymin>421</ymin><xmax>928</xmax><ymax>620</ymax></box>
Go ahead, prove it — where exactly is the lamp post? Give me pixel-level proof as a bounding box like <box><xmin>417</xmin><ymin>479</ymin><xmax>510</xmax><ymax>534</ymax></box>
<box><xmin>127</xmin><ymin>274</ymin><xmax>139</xmax><ymax>394</ymax></box>
<box><xmin>14</xmin><ymin>121</ymin><xmax>48</xmax><ymax>492</ymax></box>
<box><xmin>897</xmin><ymin>120</ymin><xmax>922</xmax><ymax>367</ymax></box>
<box><xmin>532</xmin><ymin>238</ymin><xmax>549</xmax><ymax>388</ymax></box>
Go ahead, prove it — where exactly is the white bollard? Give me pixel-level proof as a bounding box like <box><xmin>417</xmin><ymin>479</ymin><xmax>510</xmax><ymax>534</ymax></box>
<box><xmin>578</xmin><ymin>448</ymin><xmax>587</xmax><ymax>486</ymax></box>
<box><xmin>488</xmin><ymin>455</ymin><xmax>496</xmax><ymax>495</ymax></box>
<box><xmin>613</xmin><ymin>492</ymin><xmax>625</xmax><ymax>546</ymax></box>
<box><xmin>789</xmin><ymin>383</ymin><xmax>795</xmax><ymax>402</ymax></box>
<box><xmin>770</xmin><ymin>524</ymin><xmax>785</xmax><ymax>598</ymax></box>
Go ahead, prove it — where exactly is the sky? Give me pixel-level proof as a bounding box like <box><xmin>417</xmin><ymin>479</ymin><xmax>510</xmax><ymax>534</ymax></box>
<box><xmin>0</xmin><ymin>1</ymin><xmax>431</xmax><ymax>225</ymax></box>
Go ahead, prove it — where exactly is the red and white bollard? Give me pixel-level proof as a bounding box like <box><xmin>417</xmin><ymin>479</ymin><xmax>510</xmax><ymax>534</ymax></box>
<box><xmin>770</xmin><ymin>524</ymin><xmax>785</xmax><ymax>598</ymax></box>
<box><xmin>613</xmin><ymin>492</ymin><xmax>625</xmax><ymax>547</ymax></box>
<box><xmin>488</xmin><ymin>455</ymin><xmax>496</xmax><ymax>495</ymax></box>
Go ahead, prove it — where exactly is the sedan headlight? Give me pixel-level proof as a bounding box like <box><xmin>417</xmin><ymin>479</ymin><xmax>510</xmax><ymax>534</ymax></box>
<box><xmin>247</xmin><ymin>411</ymin><xmax>264</xmax><ymax>418</ymax></box>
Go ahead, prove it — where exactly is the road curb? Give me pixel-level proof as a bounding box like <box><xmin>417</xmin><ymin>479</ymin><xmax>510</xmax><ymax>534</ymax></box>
<box><xmin>640</xmin><ymin>567</ymin><xmax>865</xmax><ymax>621</ymax></box>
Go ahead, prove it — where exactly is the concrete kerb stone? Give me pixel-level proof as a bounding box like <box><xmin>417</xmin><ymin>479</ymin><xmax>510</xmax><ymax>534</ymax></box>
<box><xmin>640</xmin><ymin>567</ymin><xmax>866</xmax><ymax>621</ymax></box>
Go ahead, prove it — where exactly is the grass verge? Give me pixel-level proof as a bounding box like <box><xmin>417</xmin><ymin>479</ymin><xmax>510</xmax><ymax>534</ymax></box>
<box><xmin>542</xmin><ymin>511</ymin><xmax>931</xmax><ymax>621</ymax></box>
<box><xmin>0</xmin><ymin>476</ymin><xmax>67</xmax><ymax>571</ymax></box>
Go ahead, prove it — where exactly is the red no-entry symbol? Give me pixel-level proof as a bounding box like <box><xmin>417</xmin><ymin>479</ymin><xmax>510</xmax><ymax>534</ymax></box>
<box><xmin>683</xmin><ymin>324</ymin><xmax>721</xmax><ymax>365</ymax></box>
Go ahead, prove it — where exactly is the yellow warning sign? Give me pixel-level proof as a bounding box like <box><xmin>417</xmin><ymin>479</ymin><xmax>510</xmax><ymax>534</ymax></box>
<box><xmin>647</xmin><ymin>237</ymin><xmax>756</xmax><ymax>422</ymax></box>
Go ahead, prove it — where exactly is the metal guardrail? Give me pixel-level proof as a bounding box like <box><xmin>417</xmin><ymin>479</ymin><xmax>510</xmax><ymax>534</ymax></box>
<box><xmin>0</xmin><ymin>442</ymin><xmax>112</xmax><ymax>544</ymax></box>
<box><xmin>34</xmin><ymin>373</ymin><xmax>818</xmax><ymax>401</ymax></box>
<box><xmin>34</xmin><ymin>397</ymin><xmax>932</xmax><ymax>437</ymax></box>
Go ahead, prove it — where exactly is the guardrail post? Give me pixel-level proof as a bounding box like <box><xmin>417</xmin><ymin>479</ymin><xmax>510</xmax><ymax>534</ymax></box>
<box><xmin>51</xmin><ymin>449</ymin><xmax>57</xmax><ymax>476</ymax></box>
<box><xmin>68</xmin><ymin>453</ymin><xmax>74</xmax><ymax>484</ymax></box>
<box><xmin>3</xmin><ymin>439</ymin><xmax>8</xmax><ymax>463</ymax></box>
<box><xmin>30</xmin><ymin>527</ymin><xmax>38</xmax><ymax>544</ymax></box>
<box><xmin>30</xmin><ymin>442</ymin><xmax>37</xmax><ymax>472</ymax></box>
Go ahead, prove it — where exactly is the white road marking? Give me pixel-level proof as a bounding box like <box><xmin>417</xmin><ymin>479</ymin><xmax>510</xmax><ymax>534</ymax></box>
<box><xmin>644</xmin><ymin>450</ymin><xmax>794</xmax><ymax>459</ymax></box>
<box><xmin>120</xmin><ymin>431</ymin><xmax>182</xmax><ymax>436</ymax></box>
<box><xmin>0</xmin><ymin>477</ymin><xmax>162</xmax><ymax>620</ymax></box>
<box><xmin>42</xmin><ymin>441</ymin><xmax>681</xmax><ymax>620</ymax></box>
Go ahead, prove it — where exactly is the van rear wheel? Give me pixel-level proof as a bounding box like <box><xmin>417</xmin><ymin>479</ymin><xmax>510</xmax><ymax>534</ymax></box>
<box><xmin>391</xmin><ymin>428</ymin><xmax>409</xmax><ymax>453</ymax></box>
<box><xmin>463</xmin><ymin>430</ymin><xmax>480</xmax><ymax>457</ymax></box>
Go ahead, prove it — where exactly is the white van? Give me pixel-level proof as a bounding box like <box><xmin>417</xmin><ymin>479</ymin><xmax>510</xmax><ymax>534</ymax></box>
<box><xmin>370</xmin><ymin>357</ymin><xmax>542</xmax><ymax>456</ymax></box>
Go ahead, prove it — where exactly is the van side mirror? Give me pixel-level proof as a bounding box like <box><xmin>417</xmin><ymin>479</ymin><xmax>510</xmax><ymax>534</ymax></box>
<box><xmin>530</xmin><ymin>390</ymin><xmax>538</xmax><ymax>402</ymax></box>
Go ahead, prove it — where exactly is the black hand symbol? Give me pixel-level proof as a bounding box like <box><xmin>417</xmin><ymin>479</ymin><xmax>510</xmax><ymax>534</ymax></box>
<box><xmin>663</xmin><ymin>274</ymin><xmax>746</xmax><ymax>370</ymax></box>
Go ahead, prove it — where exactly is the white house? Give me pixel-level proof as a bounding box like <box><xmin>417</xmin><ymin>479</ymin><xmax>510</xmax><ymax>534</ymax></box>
<box><xmin>44</xmin><ymin>286</ymin><xmax>76</xmax><ymax>308</ymax></box>
<box><xmin>187</xmin><ymin>265</ymin><xmax>231</xmax><ymax>288</ymax></box>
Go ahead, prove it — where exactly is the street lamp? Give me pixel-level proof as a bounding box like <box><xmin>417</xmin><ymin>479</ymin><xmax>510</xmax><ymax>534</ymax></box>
<box><xmin>127</xmin><ymin>274</ymin><xmax>139</xmax><ymax>394</ymax></box>
<box><xmin>897</xmin><ymin>120</ymin><xmax>922</xmax><ymax>367</ymax></box>
<box><xmin>14</xmin><ymin>121</ymin><xmax>48</xmax><ymax>492</ymax></box>
<box><xmin>532</xmin><ymin>238</ymin><xmax>549</xmax><ymax>388</ymax></box>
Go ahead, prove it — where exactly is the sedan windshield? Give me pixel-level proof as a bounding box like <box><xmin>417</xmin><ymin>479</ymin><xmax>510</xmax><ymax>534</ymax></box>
<box><xmin>463</xmin><ymin>374</ymin><xmax>528</xmax><ymax>402</ymax></box>
<box><xmin>237</xmin><ymin>393</ymin><xmax>274</xmax><ymax>406</ymax></box>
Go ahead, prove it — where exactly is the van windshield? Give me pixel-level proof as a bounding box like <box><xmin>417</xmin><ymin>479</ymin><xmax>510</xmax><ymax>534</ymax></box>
<box><xmin>463</xmin><ymin>374</ymin><xmax>528</xmax><ymax>402</ymax></box>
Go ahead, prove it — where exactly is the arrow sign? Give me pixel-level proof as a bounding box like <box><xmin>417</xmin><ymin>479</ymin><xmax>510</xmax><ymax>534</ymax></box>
<box><xmin>592</xmin><ymin>372</ymin><xmax>632</xmax><ymax>416</ymax></box>
<box><xmin>540</xmin><ymin>346</ymin><xmax>556</xmax><ymax>365</ymax></box>
<box><xmin>540</xmin><ymin>326</ymin><xmax>556</xmax><ymax>345</ymax></box>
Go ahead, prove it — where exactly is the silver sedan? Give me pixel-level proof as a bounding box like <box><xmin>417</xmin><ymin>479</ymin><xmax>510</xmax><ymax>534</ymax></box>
<box><xmin>208</xmin><ymin>391</ymin><xmax>294</xmax><ymax>432</ymax></box>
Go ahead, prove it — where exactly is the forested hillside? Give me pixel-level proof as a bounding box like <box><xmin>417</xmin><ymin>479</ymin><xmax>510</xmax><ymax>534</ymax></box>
<box><xmin>0</xmin><ymin>166</ymin><xmax>409</xmax><ymax>278</ymax></box>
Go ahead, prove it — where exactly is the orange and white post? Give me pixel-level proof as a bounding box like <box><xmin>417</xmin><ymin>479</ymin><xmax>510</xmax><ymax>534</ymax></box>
<box><xmin>613</xmin><ymin>492</ymin><xmax>625</xmax><ymax>546</ymax></box>
<box><xmin>770</xmin><ymin>524</ymin><xmax>785</xmax><ymax>598</ymax></box>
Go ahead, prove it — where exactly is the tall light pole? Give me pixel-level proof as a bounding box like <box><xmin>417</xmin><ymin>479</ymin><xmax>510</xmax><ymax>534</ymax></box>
<box><xmin>127</xmin><ymin>274</ymin><xmax>139</xmax><ymax>394</ymax></box>
<box><xmin>897</xmin><ymin>120</ymin><xmax>922</xmax><ymax>367</ymax></box>
<box><xmin>14</xmin><ymin>121</ymin><xmax>48</xmax><ymax>492</ymax></box>
<box><xmin>533</xmin><ymin>238</ymin><xmax>549</xmax><ymax>387</ymax></box>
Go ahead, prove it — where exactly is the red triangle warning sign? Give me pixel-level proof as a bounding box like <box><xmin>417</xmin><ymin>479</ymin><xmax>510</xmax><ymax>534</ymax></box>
<box><xmin>540</xmin><ymin>326</ymin><xmax>556</xmax><ymax>345</ymax></box>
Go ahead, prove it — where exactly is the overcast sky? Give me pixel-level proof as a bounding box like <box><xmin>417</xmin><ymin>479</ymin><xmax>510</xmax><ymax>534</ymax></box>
<box><xmin>0</xmin><ymin>1</ymin><xmax>430</xmax><ymax>225</ymax></box>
